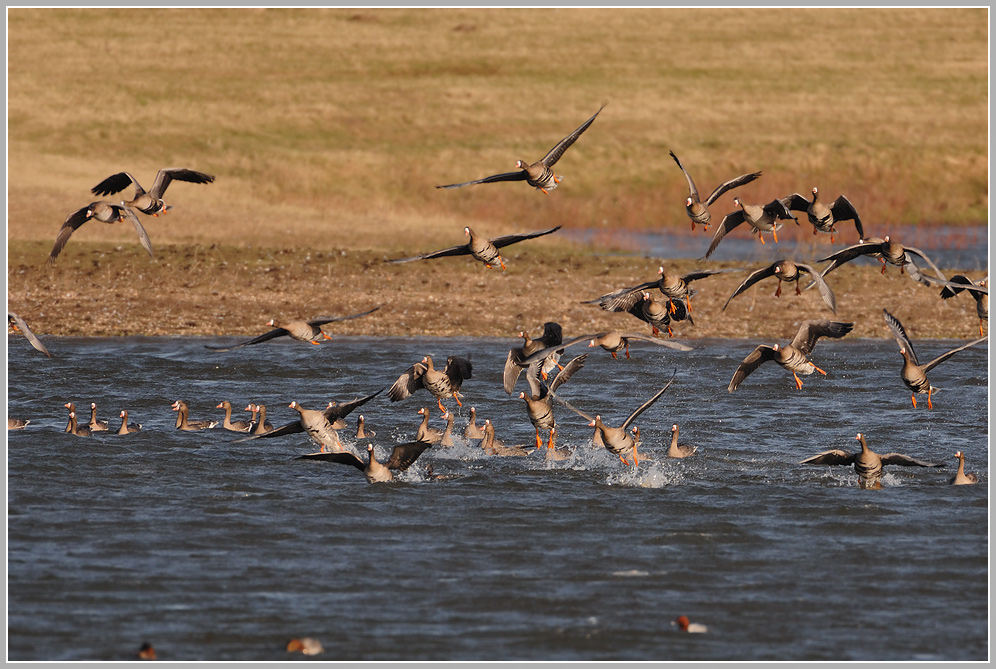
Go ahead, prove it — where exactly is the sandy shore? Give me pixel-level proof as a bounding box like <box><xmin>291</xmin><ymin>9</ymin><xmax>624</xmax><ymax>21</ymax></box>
<box><xmin>6</xmin><ymin>240</ymin><xmax>986</xmax><ymax>343</ymax></box>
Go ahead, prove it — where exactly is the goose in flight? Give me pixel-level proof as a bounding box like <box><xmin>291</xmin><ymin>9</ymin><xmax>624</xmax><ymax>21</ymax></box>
<box><xmin>670</xmin><ymin>150</ymin><xmax>762</xmax><ymax>231</ymax></box>
<box><xmin>728</xmin><ymin>320</ymin><xmax>854</xmax><ymax>391</ymax></box>
<box><xmin>91</xmin><ymin>167</ymin><xmax>215</xmax><ymax>216</ymax></box>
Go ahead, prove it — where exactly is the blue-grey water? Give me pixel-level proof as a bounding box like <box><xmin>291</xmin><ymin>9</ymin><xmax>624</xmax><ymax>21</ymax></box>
<box><xmin>6</xmin><ymin>334</ymin><xmax>989</xmax><ymax>661</ymax></box>
<box><xmin>563</xmin><ymin>224</ymin><xmax>988</xmax><ymax>271</ymax></box>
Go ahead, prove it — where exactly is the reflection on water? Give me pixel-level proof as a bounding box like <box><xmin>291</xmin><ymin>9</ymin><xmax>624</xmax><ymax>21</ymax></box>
<box><xmin>6</xmin><ymin>335</ymin><xmax>989</xmax><ymax>661</ymax></box>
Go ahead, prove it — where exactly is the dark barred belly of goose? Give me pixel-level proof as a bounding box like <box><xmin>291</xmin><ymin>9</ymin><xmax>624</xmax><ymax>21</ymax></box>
<box><xmin>526</xmin><ymin>167</ymin><xmax>558</xmax><ymax>191</ymax></box>
<box><xmin>471</xmin><ymin>243</ymin><xmax>501</xmax><ymax>266</ymax></box>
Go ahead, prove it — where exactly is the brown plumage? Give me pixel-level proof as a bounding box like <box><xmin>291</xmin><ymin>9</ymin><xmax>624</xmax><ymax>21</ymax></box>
<box><xmin>298</xmin><ymin>442</ymin><xmax>432</xmax><ymax>484</ymax></box>
<box><xmin>216</xmin><ymin>401</ymin><xmax>252</xmax><ymax>432</ymax></box>
<box><xmin>389</xmin><ymin>355</ymin><xmax>473</xmax><ymax>413</ymax></box>
<box><xmin>8</xmin><ymin>312</ymin><xmax>52</xmax><ymax>358</ymax></box>
<box><xmin>117</xmin><ymin>410</ymin><xmax>142</xmax><ymax>434</ymax></box>
<box><xmin>47</xmin><ymin>201</ymin><xmax>153</xmax><ymax>263</ymax></box>
<box><xmin>936</xmin><ymin>274</ymin><xmax>988</xmax><ymax>337</ymax></box>
<box><xmin>480</xmin><ymin>419</ymin><xmax>534</xmax><ymax>457</ymax></box>
<box><xmin>502</xmin><ymin>322</ymin><xmax>563</xmax><ymax>395</ymax></box>
<box><xmin>87</xmin><ymin>402</ymin><xmax>110</xmax><ymax>432</ymax></box>
<box><xmin>950</xmin><ymin>451</ymin><xmax>979</xmax><ymax>485</ymax></box>
<box><xmin>171</xmin><ymin>400</ymin><xmax>218</xmax><ymax>431</ymax></box>
<box><xmin>464</xmin><ymin>406</ymin><xmax>486</xmax><ymax>440</ymax></box>
<box><xmin>8</xmin><ymin>417</ymin><xmax>30</xmax><ymax>430</ymax></box>
<box><xmin>780</xmin><ymin>187</ymin><xmax>864</xmax><ymax>242</ymax></box>
<box><xmin>388</xmin><ymin>226</ymin><xmax>561</xmax><ymax>270</ymax></box>
<box><xmin>585</xmin><ymin>266</ymin><xmax>738</xmax><ymax>315</ymax></box>
<box><xmin>90</xmin><ymin>167</ymin><xmax>215</xmax><ymax>217</ymax></box>
<box><xmin>723</xmin><ymin>260</ymin><xmax>836</xmax><ymax>314</ymax></box>
<box><xmin>883</xmin><ymin>308</ymin><xmax>987</xmax><ymax>409</ymax></box>
<box><xmin>67</xmin><ymin>411</ymin><xmax>92</xmax><ymax>437</ymax></box>
<box><xmin>815</xmin><ymin>236</ymin><xmax>946</xmax><ymax>286</ymax></box>
<box><xmin>415</xmin><ymin>407</ymin><xmax>444</xmax><ymax>445</ymax></box>
<box><xmin>436</xmin><ymin>103</ymin><xmax>606</xmax><ymax>194</ymax></box>
<box><xmin>240</xmin><ymin>391</ymin><xmax>382</xmax><ymax>445</ymax></box>
<box><xmin>205</xmin><ymin>308</ymin><xmax>380</xmax><ymax>351</ymax></box>
<box><xmin>667</xmin><ymin>424</ymin><xmax>697</xmax><ymax>459</ymax></box>
<box><xmin>355</xmin><ymin>414</ymin><xmax>375</xmax><ymax>440</ymax></box>
<box><xmin>670</xmin><ymin>150</ymin><xmax>762</xmax><ymax>231</ymax></box>
<box><xmin>801</xmin><ymin>432</ymin><xmax>943</xmax><ymax>490</ymax></box>
<box><xmin>519</xmin><ymin>353</ymin><xmax>587</xmax><ymax>450</ymax></box>
<box><xmin>701</xmin><ymin>197</ymin><xmax>798</xmax><ymax>260</ymax></box>
<box><xmin>728</xmin><ymin>320</ymin><xmax>854</xmax><ymax>392</ymax></box>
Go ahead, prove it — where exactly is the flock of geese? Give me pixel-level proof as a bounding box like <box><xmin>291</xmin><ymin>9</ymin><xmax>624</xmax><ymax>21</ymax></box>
<box><xmin>9</xmin><ymin>103</ymin><xmax>989</xmax><ymax>490</ymax></box>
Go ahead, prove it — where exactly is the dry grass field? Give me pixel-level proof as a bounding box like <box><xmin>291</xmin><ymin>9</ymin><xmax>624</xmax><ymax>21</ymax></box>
<box><xmin>6</xmin><ymin>8</ymin><xmax>989</xmax><ymax>339</ymax></box>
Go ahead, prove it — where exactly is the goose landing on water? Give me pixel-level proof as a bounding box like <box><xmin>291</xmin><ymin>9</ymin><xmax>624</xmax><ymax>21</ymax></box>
<box><xmin>800</xmin><ymin>432</ymin><xmax>943</xmax><ymax>490</ymax></box>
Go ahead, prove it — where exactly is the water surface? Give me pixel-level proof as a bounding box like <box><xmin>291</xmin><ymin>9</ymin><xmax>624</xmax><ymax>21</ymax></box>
<box><xmin>7</xmin><ymin>335</ymin><xmax>989</xmax><ymax>661</ymax></box>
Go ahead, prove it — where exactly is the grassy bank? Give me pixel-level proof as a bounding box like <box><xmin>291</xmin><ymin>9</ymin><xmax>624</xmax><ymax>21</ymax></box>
<box><xmin>6</xmin><ymin>9</ymin><xmax>988</xmax><ymax>341</ymax></box>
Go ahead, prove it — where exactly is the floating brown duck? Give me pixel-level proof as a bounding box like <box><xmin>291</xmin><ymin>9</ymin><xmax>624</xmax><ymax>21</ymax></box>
<box><xmin>117</xmin><ymin>410</ymin><xmax>142</xmax><ymax>434</ymax></box>
<box><xmin>246</xmin><ymin>403</ymin><xmax>275</xmax><ymax>434</ymax></box>
<box><xmin>298</xmin><ymin>442</ymin><xmax>433</xmax><ymax>484</ymax></box>
<box><xmin>480</xmin><ymin>418</ymin><xmax>534</xmax><ymax>457</ymax></box>
<box><xmin>502</xmin><ymin>322</ymin><xmax>563</xmax><ymax>395</ymax></box>
<box><xmin>286</xmin><ymin>638</ymin><xmax>324</xmax><ymax>655</ymax></box>
<box><xmin>950</xmin><ymin>451</ymin><xmax>979</xmax><ymax>485</ymax></box>
<box><xmin>47</xmin><ymin>201</ymin><xmax>153</xmax><ymax>263</ymax></box>
<box><xmin>780</xmin><ymin>187</ymin><xmax>864</xmax><ymax>243</ymax></box>
<box><xmin>355</xmin><ymin>414</ymin><xmax>375</xmax><ymax>439</ymax></box>
<box><xmin>388</xmin><ymin>226</ymin><xmax>562</xmax><ymax>270</ymax></box>
<box><xmin>667</xmin><ymin>424</ymin><xmax>697</xmax><ymax>459</ymax></box>
<box><xmin>543</xmin><ymin>426</ymin><xmax>574</xmax><ymax>462</ymax></box>
<box><xmin>205</xmin><ymin>307</ymin><xmax>380</xmax><ymax>351</ymax></box>
<box><xmin>216</xmin><ymin>401</ymin><xmax>252</xmax><ymax>432</ymax></box>
<box><xmin>389</xmin><ymin>355</ymin><xmax>472</xmax><ymax>413</ymax></box>
<box><xmin>883</xmin><ymin>308</ymin><xmax>987</xmax><ymax>409</ymax></box>
<box><xmin>669</xmin><ymin>150</ymin><xmax>762</xmax><ymax>232</ymax></box>
<box><xmin>436</xmin><ymin>103</ymin><xmax>606</xmax><ymax>193</ymax></box>
<box><xmin>8</xmin><ymin>417</ymin><xmax>30</xmax><ymax>430</ymax></box>
<box><xmin>463</xmin><ymin>406</ymin><xmax>486</xmax><ymax>440</ymax></box>
<box><xmin>171</xmin><ymin>400</ymin><xmax>218</xmax><ymax>431</ymax></box>
<box><xmin>67</xmin><ymin>411</ymin><xmax>92</xmax><ymax>437</ymax></box>
<box><xmin>728</xmin><ymin>320</ymin><xmax>854</xmax><ymax>391</ymax></box>
<box><xmin>701</xmin><ymin>196</ymin><xmax>798</xmax><ymax>260</ymax></box>
<box><xmin>8</xmin><ymin>312</ymin><xmax>52</xmax><ymax>358</ymax></box>
<box><xmin>800</xmin><ymin>432</ymin><xmax>944</xmax><ymax>490</ymax></box>
<box><xmin>415</xmin><ymin>407</ymin><xmax>444</xmax><ymax>444</ymax></box>
<box><xmin>87</xmin><ymin>402</ymin><xmax>110</xmax><ymax>432</ymax></box>
<box><xmin>90</xmin><ymin>167</ymin><xmax>215</xmax><ymax>217</ymax></box>
<box><xmin>723</xmin><ymin>260</ymin><xmax>836</xmax><ymax>314</ymax></box>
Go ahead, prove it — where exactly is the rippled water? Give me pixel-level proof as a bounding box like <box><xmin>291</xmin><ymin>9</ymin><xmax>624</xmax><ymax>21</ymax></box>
<box><xmin>6</xmin><ymin>334</ymin><xmax>989</xmax><ymax>661</ymax></box>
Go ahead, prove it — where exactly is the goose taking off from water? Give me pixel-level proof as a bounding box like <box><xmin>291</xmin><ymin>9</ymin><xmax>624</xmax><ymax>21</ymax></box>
<box><xmin>728</xmin><ymin>320</ymin><xmax>854</xmax><ymax>392</ymax></box>
<box><xmin>670</xmin><ymin>150</ymin><xmax>762</xmax><ymax>232</ymax></box>
<box><xmin>882</xmin><ymin>308</ymin><xmax>987</xmax><ymax>409</ymax></box>
<box><xmin>800</xmin><ymin>432</ymin><xmax>943</xmax><ymax>490</ymax></box>
<box><xmin>204</xmin><ymin>308</ymin><xmax>380</xmax><ymax>351</ymax></box>
<box><xmin>436</xmin><ymin>103</ymin><xmax>606</xmax><ymax>194</ymax></box>
<box><xmin>780</xmin><ymin>187</ymin><xmax>864</xmax><ymax>243</ymax></box>
<box><xmin>389</xmin><ymin>355</ymin><xmax>473</xmax><ymax>414</ymax></box>
<box><xmin>91</xmin><ymin>167</ymin><xmax>215</xmax><ymax>217</ymax></box>
<box><xmin>701</xmin><ymin>197</ymin><xmax>798</xmax><ymax>260</ymax></box>
<box><xmin>238</xmin><ymin>390</ymin><xmax>382</xmax><ymax>446</ymax></box>
<box><xmin>47</xmin><ymin>201</ymin><xmax>153</xmax><ymax>263</ymax></box>
<box><xmin>388</xmin><ymin>226</ymin><xmax>561</xmax><ymax>270</ymax></box>
<box><xmin>502</xmin><ymin>322</ymin><xmax>564</xmax><ymax>395</ymax></box>
<box><xmin>298</xmin><ymin>442</ymin><xmax>433</xmax><ymax>484</ymax></box>
<box><xmin>519</xmin><ymin>353</ymin><xmax>588</xmax><ymax>450</ymax></box>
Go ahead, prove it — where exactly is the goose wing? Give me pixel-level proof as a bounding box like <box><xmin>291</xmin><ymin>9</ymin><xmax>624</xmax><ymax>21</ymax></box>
<box><xmin>722</xmin><ymin>263</ymin><xmax>779</xmax><ymax>311</ymax></box>
<box><xmin>204</xmin><ymin>326</ymin><xmax>290</xmax><ymax>352</ymax></box>
<box><xmin>620</xmin><ymin>368</ymin><xmax>677</xmax><ymax>430</ymax></box>
<box><xmin>323</xmin><ymin>389</ymin><xmax>384</xmax><ymax>422</ymax></box>
<box><xmin>920</xmin><ymin>336</ymin><xmax>988</xmax><ymax>374</ymax></box>
<box><xmin>91</xmin><ymin>172</ymin><xmax>143</xmax><ymax>197</ymax></box>
<box><xmin>120</xmin><ymin>205</ymin><xmax>154</xmax><ymax>258</ymax></box>
<box><xmin>582</xmin><ymin>281</ymin><xmax>658</xmax><ymax>309</ymax></box>
<box><xmin>816</xmin><ymin>241</ymin><xmax>883</xmax><ymax>278</ymax></box>
<box><xmin>829</xmin><ymin>195</ymin><xmax>863</xmax><ymax>239</ymax></box>
<box><xmin>436</xmin><ymin>170</ymin><xmax>530</xmax><ymax>189</ymax></box>
<box><xmin>388</xmin><ymin>361</ymin><xmax>427</xmax><ymax>401</ymax></box>
<box><xmin>618</xmin><ymin>332</ymin><xmax>693</xmax><ymax>352</ymax></box>
<box><xmin>780</xmin><ymin>193</ymin><xmax>812</xmax><ymax>213</ymax></box>
<box><xmin>149</xmin><ymin>168</ymin><xmax>215</xmax><ymax>198</ymax></box>
<box><xmin>937</xmin><ymin>274</ymin><xmax>988</xmax><ymax>299</ymax></box>
<box><xmin>902</xmin><ymin>246</ymin><xmax>947</xmax><ymax>283</ymax></box>
<box><xmin>789</xmin><ymin>320</ymin><xmax>853</xmax><ymax>355</ymax></box>
<box><xmin>386</xmin><ymin>441</ymin><xmax>434</xmax><ymax>471</ymax></box>
<box><xmin>669</xmin><ymin>150</ymin><xmax>699</xmax><ymax>201</ymax></box>
<box><xmin>682</xmin><ymin>268</ymin><xmax>743</xmax><ymax>284</ymax></box>
<box><xmin>548</xmin><ymin>353</ymin><xmax>588</xmax><ymax>394</ymax></box>
<box><xmin>237</xmin><ymin>419</ymin><xmax>303</xmax><ymax>441</ymax></box>
<box><xmin>8</xmin><ymin>312</ymin><xmax>52</xmax><ymax>357</ymax></box>
<box><xmin>444</xmin><ymin>355</ymin><xmax>473</xmax><ymax>387</ymax></box>
<box><xmin>763</xmin><ymin>198</ymin><xmax>799</xmax><ymax>222</ymax></box>
<box><xmin>538</xmin><ymin>103</ymin><xmax>606</xmax><ymax>167</ymax></box>
<box><xmin>879</xmin><ymin>453</ymin><xmax>945</xmax><ymax>468</ymax></box>
<box><xmin>800</xmin><ymin>449</ymin><xmax>855</xmax><ymax>466</ymax></box>
<box><xmin>306</xmin><ymin>307</ymin><xmax>380</xmax><ymax>327</ymax></box>
<box><xmin>296</xmin><ymin>450</ymin><xmax>365</xmax><ymax>470</ymax></box>
<box><xmin>704</xmin><ymin>170</ymin><xmax>763</xmax><ymax>206</ymax></box>
<box><xmin>387</xmin><ymin>243</ymin><xmax>473</xmax><ymax>263</ymax></box>
<box><xmin>797</xmin><ymin>263</ymin><xmax>836</xmax><ymax>314</ymax></box>
<box><xmin>882</xmin><ymin>308</ymin><xmax>918</xmax><ymax>365</ymax></box>
<box><xmin>701</xmin><ymin>210</ymin><xmax>746</xmax><ymax>260</ymax></box>
<box><xmin>47</xmin><ymin>205</ymin><xmax>93</xmax><ymax>262</ymax></box>
<box><xmin>728</xmin><ymin>345</ymin><xmax>777</xmax><ymax>392</ymax></box>
<box><xmin>490</xmin><ymin>225</ymin><xmax>562</xmax><ymax>249</ymax></box>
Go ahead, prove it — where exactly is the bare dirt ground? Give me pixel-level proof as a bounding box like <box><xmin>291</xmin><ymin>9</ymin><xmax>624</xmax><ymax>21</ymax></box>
<box><xmin>7</xmin><ymin>240</ymin><xmax>986</xmax><ymax>344</ymax></box>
